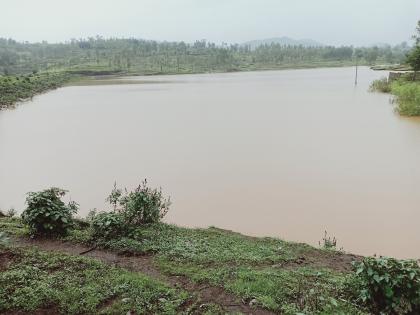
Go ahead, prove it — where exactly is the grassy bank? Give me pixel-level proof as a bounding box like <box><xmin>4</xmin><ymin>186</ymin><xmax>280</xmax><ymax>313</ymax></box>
<box><xmin>370</xmin><ymin>75</ymin><xmax>420</xmax><ymax>116</ymax></box>
<box><xmin>2</xmin><ymin>215</ymin><xmax>420</xmax><ymax>314</ymax></box>
<box><xmin>0</xmin><ymin>72</ymin><xmax>70</xmax><ymax>109</ymax></box>
<box><xmin>0</xmin><ymin>243</ymin><xmax>190</xmax><ymax>314</ymax></box>
<box><xmin>1</xmin><ymin>217</ymin><xmax>367</xmax><ymax>314</ymax></box>
<box><xmin>2</xmin><ymin>183</ymin><xmax>420</xmax><ymax>314</ymax></box>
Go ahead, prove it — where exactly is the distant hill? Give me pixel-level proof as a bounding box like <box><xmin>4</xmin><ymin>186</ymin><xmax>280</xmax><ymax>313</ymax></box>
<box><xmin>242</xmin><ymin>37</ymin><xmax>324</xmax><ymax>49</ymax></box>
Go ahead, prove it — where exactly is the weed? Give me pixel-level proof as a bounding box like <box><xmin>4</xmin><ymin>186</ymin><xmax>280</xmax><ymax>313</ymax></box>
<box><xmin>370</xmin><ymin>77</ymin><xmax>391</xmax><ymax>93</ymax></box>
<box><xmin>319</xmin><ymin>231</ymin><xmax>342</xmax><ymax>251</ymax></box>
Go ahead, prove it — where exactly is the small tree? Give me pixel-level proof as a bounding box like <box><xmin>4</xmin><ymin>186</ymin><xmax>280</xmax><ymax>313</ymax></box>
<box><xmin>21</xmin><ymin>188</ymin><xmax>78</xmax><ymax>236</ymax></box>
<box><xmin>406</xmin><ymin>45</ymin><xmax>420</xmax><ymax>80</ymax></box>
<box><xmin>109</xmin><ymin>180</ymin><xmax>171</xmax><ymax>226</ymax></box>
<box><xmin>366</xmin><ymin>47</ymin><xmax>379</xmax><ymax>65</ymax></box>
<box><xmin>413</xmin><ymin>20</ymin><xmax>420</xmax><ymax>44</ymax></box>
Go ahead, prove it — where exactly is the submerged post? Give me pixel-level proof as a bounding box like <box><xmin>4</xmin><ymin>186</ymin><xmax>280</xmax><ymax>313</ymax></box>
<box><xmin>355</xmin><ymin>58</ymin><xmax>358</xmax><ymax>85</ymax></box>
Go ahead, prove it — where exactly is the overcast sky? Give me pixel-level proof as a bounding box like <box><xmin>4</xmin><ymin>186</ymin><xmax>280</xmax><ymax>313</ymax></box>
<box><xmin>2</xmin><ymin>0</ymin><xmax>419</xmax><ymax>46</ymax></box>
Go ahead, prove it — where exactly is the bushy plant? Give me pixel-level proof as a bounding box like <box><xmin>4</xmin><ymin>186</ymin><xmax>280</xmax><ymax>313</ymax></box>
<box><xmin>90</xmin><ymin>212</ymin><xmax>125</xmax><ymax>240</ymax></box>
<box><xmin>87</xmin><ymin>180</ymin><xmax>170</xmax><ymax>241</ymax></box>
<box><xmin>353</xmin><ymin>256</ymin><xmax>420</xmax><ymax>314</ymax></box>
<box><xmin>21</xmin><ymin>188</ymin><xmax>78</xmax><ymax>236</ymax></box>
<box><xmin>406</xmin><ymin>45</ymin><xmax>420</xmax><ymax>80</ymax></box>
<box><xmin>110</xmin><ymin>179</ymin><xmax>171</xmax><ymax>226</ymax></box>
<box><xmin>391</xmin><ymin>81</ymin><xmax>420</xmax><ymax>116</ymax></box>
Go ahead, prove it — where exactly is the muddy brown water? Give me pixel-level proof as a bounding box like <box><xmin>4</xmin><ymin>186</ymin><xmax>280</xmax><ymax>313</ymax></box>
<box><xmin>1</xmin><ymin>67</ymin><xmax>420</xmax><ymax>259</ymax></box>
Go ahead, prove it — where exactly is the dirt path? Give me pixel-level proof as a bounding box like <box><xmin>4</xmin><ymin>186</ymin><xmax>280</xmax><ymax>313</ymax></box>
<box><xmin>270</xmin><ymin>248</ymin><xmax>361</xmax><ymax>273</ymax></box>
<box><xmin>13</xmin><ymin>238</ymin><xmax>275</xmax><ymax>315</ymax></box>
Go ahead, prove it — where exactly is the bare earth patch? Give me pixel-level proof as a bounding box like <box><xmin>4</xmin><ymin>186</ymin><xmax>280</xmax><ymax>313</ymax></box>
<box><xmin>270</xmin><ymin>248</ymin><xmax>361</xmax><ymax>273</ymax></box>
<box><xmin>0</xmin><ymin>251</ymin><xmax>15</xmax><ymax>271</ymax></box>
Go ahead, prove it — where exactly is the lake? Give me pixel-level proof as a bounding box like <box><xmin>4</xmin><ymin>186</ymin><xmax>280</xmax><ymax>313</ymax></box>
<box><xmin>1</xmin><ymin>67</ymin><xmax>419</xmax><ymax>258</ymax></box>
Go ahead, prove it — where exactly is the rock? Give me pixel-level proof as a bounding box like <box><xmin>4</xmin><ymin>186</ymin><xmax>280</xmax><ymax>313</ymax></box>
<box><xmin>158</xmin><ymin>297</ymin><xmax>167</xmax><ymax>303</ymax></box>
<box><xmin>249</xmin><ymin>298</ymin><xmax>257</xmax><ymax>306</ymax></box>
<box><xmin>122</xmin><ymin>298</ymin><xmax>131</xmax><ymax>303</ymax></box>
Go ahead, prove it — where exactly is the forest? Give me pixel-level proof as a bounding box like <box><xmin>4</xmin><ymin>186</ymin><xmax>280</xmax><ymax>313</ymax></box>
<box><xmin>0</xmin><ymin>37</ymin><xmax>412</xmax><ymax>76</ymax></box>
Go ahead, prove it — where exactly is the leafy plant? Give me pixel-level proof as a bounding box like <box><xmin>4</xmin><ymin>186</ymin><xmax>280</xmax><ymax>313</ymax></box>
<box><xmin>406</xmin><ymin>45</ymin><xmax>420</xmax><ymax>80</ymax></box>
<box><xmin>353</xmin><ymin>256</ymin><xmax>420</xmax><ymax>314</ymax></box>
<box><xmin>110</xmin><ymin>179</ymin><xmax>171</xmax><ymax>226</ymax></box>
<box><xmin>86</xmin><ymin>209</ymin><xmax>98</xmax><ymax>222</ymax></box>
<box><xmin>21</xmin><ymin>188</ymin><xmax>78</xmax><ymax>236</ymax></box>
<box><xmin>90</xmin><ymin>211</ymin><xmax>125</xmax><ymax>240</ymax></box>
<box><xmin>391</xmin><ymin>81</ymin><xmax>420</xmax><ymax>116</ymax></box>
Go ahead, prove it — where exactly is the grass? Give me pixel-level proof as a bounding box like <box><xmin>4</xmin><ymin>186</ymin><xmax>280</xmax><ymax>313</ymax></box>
<box><xmin>0</xmin><ymin>245</ymin><xmax>189</xmax><ymax>314</ymax></box>
<box><xmin>370</xmin><ymin>75</ymin><xmax>420</xmax><ymax>116</ymax></box>
<box><xmin>369</xmin><ymin>77</ymin><xmax>392</xmax><ymax>93</ymax></box>
<box><xmin>1</xmin><ymin>217</ymin><xmax>370</xmax><ymax>314</ymax></box>
<box><xmin>97</xmin><ymin>225</ymin><xmax>368</xmax><ymax>313</ymax></box>
<box><xmin>155</xmin><ymin>260</ymin><xmax>367</xmax><ymax>314</ymax></box>
<box><xmin>99</xmin><ymin>224</ymin><xmax>305</xmax><ymax>264</ymax></box>
<box><xmin>0</xmin><ymin>217</ymin><xmax>28</xmax><ymax>236</ymax></box>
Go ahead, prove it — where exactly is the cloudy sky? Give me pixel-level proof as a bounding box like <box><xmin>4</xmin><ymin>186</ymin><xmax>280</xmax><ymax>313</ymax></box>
<box><xmin>2</xmin><ymin>0</ymin><xmax>419</xmax><ymax>46</ymax></box>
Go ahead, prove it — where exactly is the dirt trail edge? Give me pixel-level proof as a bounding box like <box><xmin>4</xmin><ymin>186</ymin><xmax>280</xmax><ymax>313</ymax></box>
<box><xmin>13</xmin><ymin>238</ymin><xmax>275</xmax><ymax>315</ymax></box>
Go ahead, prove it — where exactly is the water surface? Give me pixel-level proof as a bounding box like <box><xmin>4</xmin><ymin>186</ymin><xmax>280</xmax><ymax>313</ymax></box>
<box><xmin>1</xmin><ymin>67</ymin><xmax>420</xmax><ymax>258</ymax></box>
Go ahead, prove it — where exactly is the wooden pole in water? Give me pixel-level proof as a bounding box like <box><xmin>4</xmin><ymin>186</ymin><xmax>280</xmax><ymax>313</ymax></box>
<box><xmin>355</xmin><ymin>57</ymin><xmax>358</xmax><ymax>85</ymax></box>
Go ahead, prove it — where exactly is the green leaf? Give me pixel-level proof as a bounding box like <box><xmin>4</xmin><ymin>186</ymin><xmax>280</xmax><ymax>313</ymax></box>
<box><xmin>329</xmin><ymin>298</ymin><xmax>338</xmax><ymax>307</ymax></box>
<box><xmin>384</xmin><ymin>286</ymin><xmax>393</xmax><ymax>298</ymax></box>
<box><xmin>373</xmin><ymin>274</ymin><xmax>382</xmax><ymax>283</ymax></box>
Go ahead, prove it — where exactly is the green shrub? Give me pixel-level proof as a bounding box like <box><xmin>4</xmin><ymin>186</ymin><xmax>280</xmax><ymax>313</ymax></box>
<box><xmin>391</xmin><ymin>81</ymin><xmax>420</xmax><ymax>116</ymax></box>
<box><xmin>110</xmin><ymin>179</ymin><xmax>171</xmax><ymax>226</ymax></box>
<box><xmin>86</xmin><ymin>181</ymin><xmax>171</xmax><ymax>241</ymax></box>
<box><xmin>90</xmin><ymin>212</ymin><xmax>125</xmax><ymax>240</ymax></box>
<box><xmin>353</xmin><ymin>256</ymin><xmax>420</xmax><ymax>314</ymax></box>
<box><xmin>21</xmin><ymin>188</ymin><xmax>78</xmax><ymax>236</ymax></box>
<box><xmin>72</xmin><ymin>217</ymin><xmax>90</xmax><ymax>229</ymax></box>
<box><xmin>370</xmin><ymin>77</ymin><xmax>391</xmax><ymax>93</ymax></box>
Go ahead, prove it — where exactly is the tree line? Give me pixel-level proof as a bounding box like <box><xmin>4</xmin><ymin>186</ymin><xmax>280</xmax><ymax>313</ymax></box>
<box><xmin>0</xmin><ymin>36</ymin><xmax>412</xmax><ymax>75</ymax></box>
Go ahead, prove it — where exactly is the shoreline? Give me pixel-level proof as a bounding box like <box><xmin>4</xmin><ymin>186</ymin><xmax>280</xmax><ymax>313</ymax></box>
<box><xmin>2</xmin><ymin>215</ymin><xmax>419</xmax><ymax>314</ymax></box>
<box><xmin>1</xmin><ymin>61</ymin><xmax>378</xmax><ymax>109</ymax></box>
